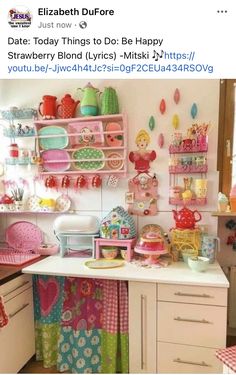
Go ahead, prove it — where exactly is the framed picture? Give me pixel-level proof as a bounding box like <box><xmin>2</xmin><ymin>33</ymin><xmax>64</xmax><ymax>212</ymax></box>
<box><xmin>125</xmin><ymin>192</ymin><xmax>134</xmax><ymax>204</ymax></box>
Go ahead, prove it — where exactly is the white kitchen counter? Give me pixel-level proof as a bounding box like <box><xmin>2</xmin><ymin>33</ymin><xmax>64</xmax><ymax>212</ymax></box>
<box><xmin>22</xmin><ymin>255</ymin><xmax>229</xmax><ymax>288</ymax></box>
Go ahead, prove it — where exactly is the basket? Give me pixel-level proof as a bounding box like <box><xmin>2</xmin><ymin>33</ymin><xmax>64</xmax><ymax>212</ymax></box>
<box><xmin>171</xmin><ymin>228</ymin><xmax>201</xmax><ymax>258</ymax></box>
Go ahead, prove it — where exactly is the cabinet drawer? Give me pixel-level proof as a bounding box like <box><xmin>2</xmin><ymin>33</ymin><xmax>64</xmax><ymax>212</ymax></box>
<box><xmin>0</xmin><ymin>274</ymin><xmax>32</xmax><ymax>302</ymax></box>
<box><xmin>157</xmin><ymin>342</ymin><xmax>223</xmax><ymax>373</ymax></box>
<box><xmin>157</xmin><ymin>301</ymin><xmax>227</xmax><ymax>348</ymax></box>
<box><xmin>0</xmin><ymin>287</ymin><xmax>35</xmax><ymax>373</ymax></box>
<box><xmin>158</xmin><ymin>283</ymin><xmax>227</xmax><ymax>306</ymax></box>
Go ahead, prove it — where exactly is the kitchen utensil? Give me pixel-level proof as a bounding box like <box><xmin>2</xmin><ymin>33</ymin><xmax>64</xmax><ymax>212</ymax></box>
<box><xmin>68</xmin><ymin>121</ymin><xmax>104</xmax><ymax>147</ymax></box>
<box><xmin>0</xmin><ymin>250</ymin><xmax>40</xmax><ymax>266</ymax></box>
<box><xmin>72</xmin><ymin>147</ymin><xmax>105</xmax><ymax>170</ymax></box>
<box><xmin>37</xmin><ymin>244</ymin><xmax>59</xmax><ymax>255</ymax></box>
<box><xmin>38</xmin><ymin>126</ymin><xmax>68</xmax><ymax>150</ymax></box>
<box><xmin>55</xmin><ymin>194</ymin><xmax>71</xmax><ymax>212</ymax></box>
<box><xmin>6</xmin><ymin>221</ymin><xmax>43</xmax><ymax>252</ymax></box>
<box><xmin>106</xmin><ymin>151</ymin><xmax>124</xmax><ymax>170</ymax></box>
<box><xmin>105</xmin><ymin>122</ymin><xmax>123</xmax><ymax>147</ymax></box>
<box><xmin>188</xmin><ymin>256</ymin><xmax>209</xmax><ymax>272</ymax></box>
<box><xmin>78</xmin><ymin>82</ymin><xmax>100</xmax><ymax>116</ymax></box>
<box><xmin>42</xmin><ymin>149</ymin><xmax>70</xmax><ymax>172</ymax></box>
<box><xmin>84</xmin><ymin>259</ymin><xmax>124</xmax><ymax>269</ymax></box>
<box><xmin>100</xmin><ymin>87</ymin><xmax>119</xmax><ymax>115</ymax></box>
<box><xmin>38</xmin><ymin>95</ymin><xmax>57</xmax><ymax>119</ymax></box>
<box><xmin>57</xmin><ymin>94</ymin><xmax>80</xmax><ymax>119</ymax></box>
<box><xmin>172</xmin><ymin>207</ymin><xmax>201</xmax><ymax>229</ymax></box>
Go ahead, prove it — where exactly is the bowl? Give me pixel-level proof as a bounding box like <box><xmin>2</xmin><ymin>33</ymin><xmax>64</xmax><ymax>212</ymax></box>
<box><xmin>101</xmin><ymin>247</ymin><xmax>118</xmax><ymax>260</ymax></box>
<box><xmin>187</xmin><ymin>256</ymin><xmax>210</xmax><ymax>272</ymax></box>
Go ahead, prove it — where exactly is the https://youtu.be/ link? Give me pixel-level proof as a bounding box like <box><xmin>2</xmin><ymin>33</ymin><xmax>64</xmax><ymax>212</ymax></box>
<box><xmin>7</xmin><ymin>63</ymin><xmax>214</xmax><ymax>75</ymax></box>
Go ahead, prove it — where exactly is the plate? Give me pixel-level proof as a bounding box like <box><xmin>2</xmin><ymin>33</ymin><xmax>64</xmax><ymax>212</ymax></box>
<box><xmin>72</xmin><ymin>148</ymin><xmax>105</xmax><ymax>171</ymax></box>
<box><xmin>38</xmin><ymin>126</ymin><xmax>68</xmax><ymax>150</ymax></box>
<box><xmin>55</xmin><ymin>194</ymin><xmax>71</xmax><ymax>212</ymax></box>
<box><xmin>105</xmin><ymin>122</ymin><xmax>123</xmax><ymax>147</ymax></box>
<box><xmin>68</xmin><ymin>121</ymin><xmax>104</xmax><ymax>147</ymax></box>
<box><xmin>106</xmin><ymin>151</ymin><xmax>124</xmax><ymax>170</ymax></box>
<box><xmin>42</xmin><ymin>149</ymin><xmax>70</xmax><ymax>172</ymax></box>
<box><xmin>84</xmin><ymin>259</ymin><xmax>124</xmax><ymax>269</ymax></box>
<box><xmin>26</xmin><ymin>195</ymin><xmax>42</xmax><ymax>212</ymax></box>
<box><xmin>6</xmin><ymin>221</ymin><xmax>43</xmax><ymax>252</ymax></box>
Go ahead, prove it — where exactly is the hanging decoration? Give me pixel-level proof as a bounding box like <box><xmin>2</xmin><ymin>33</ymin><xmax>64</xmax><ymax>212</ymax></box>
<box><xmin>148</xmin><ymin>116</ymin><xmax>155</xmax><ymax>131</ymax></box>
<box><xmin>172</xmin><ymin>114</ymin><xmax>179</xmax><ymax>129</ymax></box>
<box><xmin>191</xmin><ymin>103</ymin><xmax>198</xmax><ymax>119</ymax></box>
<box><xmin>158</xmin><ymin>133</ymin><xmax>164</xmax><ymax>148</ymax></box>
<box><xmin>159</xmin><ymin>99</ymin><xmax>166</xmax><ymax>115</ymax></box>
<box><xmin>127</xmin><ymin>129</ymin><xmax>158</xmax><ymax>216</ymax></box>
<box><xmin>129</xmin><ymin>129</ymin><xmax>156</xmax><ymax>174</ymax></box>
<box><xmin>107</xmin><ymin>175</ymin><xmax>119</xmax><ymax>188</ymax></box>
<box><xmin>174</xmin><ymin>88</ymin><xmax>180</xmax><ymax>104</ymax></box>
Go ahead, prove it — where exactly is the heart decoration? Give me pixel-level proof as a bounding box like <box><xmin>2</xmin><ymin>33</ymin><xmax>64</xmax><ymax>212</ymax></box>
<box><xmin>38</xmin><ymin>277</ymin><xmax>60</xmax><ymax>316</ymax></box>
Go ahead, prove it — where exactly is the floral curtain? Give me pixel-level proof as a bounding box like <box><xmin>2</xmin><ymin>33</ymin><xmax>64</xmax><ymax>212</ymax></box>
<box><xmin>33</xmin><ymin>275</ymin><xmax>129</xmax><ymax>373</ymax></box>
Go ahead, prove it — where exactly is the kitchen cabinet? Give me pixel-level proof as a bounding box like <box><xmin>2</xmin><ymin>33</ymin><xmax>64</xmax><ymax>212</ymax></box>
<box><xmin>0</xmin><ymin>274</ymin><xmax>35</xmax><ymax>373</ymax></box>
<box><xmin>129</xmin><ymin>281</ymin><xmax>227</xmax><ymax>374</ymax></box>
<box><xmin>129</xmin><ymin>281</ymin><xmax>157</xmax><ymax>373</ymax></box>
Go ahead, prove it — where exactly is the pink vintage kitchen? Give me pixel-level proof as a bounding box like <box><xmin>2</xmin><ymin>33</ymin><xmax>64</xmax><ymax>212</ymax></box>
<box><xmin>0</xmin><ymin>79</ymin><xmax>236</xmax><ymax>374</ymax></box>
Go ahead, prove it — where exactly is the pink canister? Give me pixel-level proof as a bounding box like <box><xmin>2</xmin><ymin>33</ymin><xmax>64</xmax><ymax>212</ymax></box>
<box><xmin>9</xmin><ymin>143</ymin><xmax>19</xmax><ymax>158</ymax></box>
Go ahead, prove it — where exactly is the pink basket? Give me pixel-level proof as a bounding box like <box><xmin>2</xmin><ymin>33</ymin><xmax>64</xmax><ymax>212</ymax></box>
<box><xmin>6</xmin><ymin>221</ymin><xmax>43</xmax><ymax>252</ymax></box>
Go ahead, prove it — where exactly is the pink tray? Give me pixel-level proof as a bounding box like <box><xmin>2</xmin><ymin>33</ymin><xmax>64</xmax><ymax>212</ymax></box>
<box><xmin>42</xmin><ymin>149</ymin><xmax>70</xmax><ymax>172</ymax></box>
<box><xmin>6</xmin><ymin>221</ymin><xmax>43</xmax><ymax>252</ymax></box>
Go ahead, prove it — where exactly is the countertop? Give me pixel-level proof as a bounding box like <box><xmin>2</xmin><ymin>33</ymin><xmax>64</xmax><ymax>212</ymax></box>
<box><xmin>22</xmin><ymin>255</ymin><xmax>229</xmax><ymax>288</ymax></box>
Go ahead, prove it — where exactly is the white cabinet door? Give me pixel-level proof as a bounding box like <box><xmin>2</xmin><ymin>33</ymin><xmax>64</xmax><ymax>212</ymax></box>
<box><xmin>0</xmin><ymin>283</ymin><xmax>35</xmax><ymax>373</ymax></box>
<box><xmin>129</xmin><ymin>281</ymin><xmax>157</xmax><ymax>373</ymax></box>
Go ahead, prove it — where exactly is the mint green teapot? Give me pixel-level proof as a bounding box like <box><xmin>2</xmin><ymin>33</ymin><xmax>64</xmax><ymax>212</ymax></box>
<box><xmin>78</xmin><ymin>82</ymin><xmax>100</xmax><ymax>116</ymax></box>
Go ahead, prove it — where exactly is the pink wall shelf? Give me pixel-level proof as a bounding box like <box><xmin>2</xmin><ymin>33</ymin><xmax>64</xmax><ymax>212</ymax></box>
<box><xmin>169</xmin><ymin>165</ymin><xmax>208</xmax><ymax>174</ymax></box>
<box><xmin>169</xmin><ymin>197</ymin><xmax>207</xmax><ymax>206</ymax></box>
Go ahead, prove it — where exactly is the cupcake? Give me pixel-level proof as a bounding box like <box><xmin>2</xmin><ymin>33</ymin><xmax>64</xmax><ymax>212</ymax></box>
<box><xmin>230</xmin><ymin>186</ymin><xmax>236</xmax><ymax>212</ymax></box>
<box><xmin>218</xmin><ymin>192</ymin><xmax>229</xmax><ymax>212</ymax></box>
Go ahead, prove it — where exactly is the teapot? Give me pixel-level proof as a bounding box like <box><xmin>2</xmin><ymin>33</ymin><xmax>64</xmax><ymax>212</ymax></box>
<box><xmin>39</xmin><ymin>95</ymin><xmax>57</xmax><ymax>119</ymax></box>
<box><xmin>57</xmin><ymin>94</ymin><xmax>80</xmax><ymax>119</ymax></box>
<box><xmin>78</xmin><ymin>82</ymin><xmax>100</xmax><ymax>116</ymax></box>
<box><xmin>172</xmin><ymin>207</ymin><xmax>201</xmax><ymax>229</ymax></box>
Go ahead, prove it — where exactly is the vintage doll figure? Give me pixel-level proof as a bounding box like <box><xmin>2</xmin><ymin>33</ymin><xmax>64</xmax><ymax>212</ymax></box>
<box><xmin>129</xmin><ymin>129</ymin><xmax>156</xmax><ymax>173</ymax></box>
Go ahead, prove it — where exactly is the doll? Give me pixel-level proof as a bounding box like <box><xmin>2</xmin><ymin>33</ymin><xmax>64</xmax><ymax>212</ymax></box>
<box><xmin>129</xmin><ymin>129</ymin><xmax>156</xmax><ymax>174</ymax></box>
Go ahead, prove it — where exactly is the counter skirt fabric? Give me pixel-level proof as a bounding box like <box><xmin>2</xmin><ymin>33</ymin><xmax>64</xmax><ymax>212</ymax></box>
<box><xmin>33</xmin><ymin>275</ymin><xmax>129</xmax><ymax>373</ymax></box>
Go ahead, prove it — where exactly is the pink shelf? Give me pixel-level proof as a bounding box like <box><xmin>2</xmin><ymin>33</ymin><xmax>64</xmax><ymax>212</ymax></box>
<box><xmin>169</xmin><ymin>165</ymin><xmax>208</xmax><ymax>174</ymax></box>
<box><xmin>169</xmin><ymin>143</ymin><xmax>208</xmax><ymax>154</ymax></box>
<box><xmin>169</xmin><ymin>197</ymin><xmax>207</xmax><ymax>206</ymax></box>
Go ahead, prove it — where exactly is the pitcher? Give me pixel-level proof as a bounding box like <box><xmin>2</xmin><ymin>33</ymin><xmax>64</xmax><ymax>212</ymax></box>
<box><xmin>201</xmin><ymin>235</ymin><xmax>220</xmax><ymax>263</ymax></box>
<box><xmin>39</xmin><ymin>95</ymin><xmax>57</xmax><ymax>119</ymax></box>
<box><xmin>78</xmin><ymin>82</ymin><xmax>100</xmax><ymax>116</ymax></box>
<box><xmin>57</xmin><ymin>94</ymin><xmax>80</xmax><ymax>119</ymax></box>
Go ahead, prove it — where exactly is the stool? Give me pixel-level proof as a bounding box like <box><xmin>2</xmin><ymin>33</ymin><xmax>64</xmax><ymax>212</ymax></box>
<box><xmin>95</xmin><ymin>238</ymin><xmax>136</xmax><ymax>261</ymax></box>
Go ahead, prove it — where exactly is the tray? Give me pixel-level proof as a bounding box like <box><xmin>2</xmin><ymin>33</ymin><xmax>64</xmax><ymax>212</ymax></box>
<box><xmin>105</xmin><ymin>122</ymin><xmax>123</xmax><ymax>147</ymax></box>
<box><xmin>68</xmin><ymin>121</ymin><xmax>104</xmax><ymax>147</ymax></box>
<box><xmin>6</xmin><ymin>221</ymin><xmax>43</xmax><ymax>252</ymax></box>
<box><xmin>0</xmin><ymin>250</ymin><xmax>40</xmax><ymax>266</ymax></box>
<box><xmin>106</xmin><ymin>151</ymin><xmax>124</xmax><ymax>170</ymax></box>
<box><xmin>42</xmin><ymin>149</ymin><xmax>70</xmax><ymax>172</ymax></box>
<box><xmin>84</xmin><ymin>259</ymin><xmax>124</xmax><ymax>269</ymax></box>
<box><xmin>72</xmin><ymin>147</ymin><xmax>105</xmax><ymax>171</ymax></box>
<box><xmin>38</xmin><ymin>126</ymin><xmax>68</xmax><ymax>150</ymax></box>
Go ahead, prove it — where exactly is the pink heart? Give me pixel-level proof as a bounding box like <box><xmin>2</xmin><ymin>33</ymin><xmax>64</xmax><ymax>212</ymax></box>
<box><xmin>38</xmin><ymin>278</ymin><xmax>60</xmax><ymax>316</ymax></box>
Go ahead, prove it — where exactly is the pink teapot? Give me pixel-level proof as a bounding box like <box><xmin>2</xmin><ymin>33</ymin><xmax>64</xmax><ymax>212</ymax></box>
<box><xmin>172</xmin><ymin>207</ymin><xmax>201</xmax><ymax>229</ymax></box>
<box><xmin>57</xmin><ymin>94</ymin><xmax>80</xmax><ymax>119</ymax></box>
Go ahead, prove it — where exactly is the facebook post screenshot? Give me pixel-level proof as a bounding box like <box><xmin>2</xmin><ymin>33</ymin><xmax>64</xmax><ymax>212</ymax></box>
<box><xmin>0</xmin><ymin>0</ymin><xmax>235</xmax><ymax>374</ymax></box>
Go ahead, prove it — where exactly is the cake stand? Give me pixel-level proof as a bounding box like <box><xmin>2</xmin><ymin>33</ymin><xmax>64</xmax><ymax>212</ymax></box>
<box><xmin>134</xmin><ymin>246</ymin><xmax>168</xmax><ymax>265</ymax></box>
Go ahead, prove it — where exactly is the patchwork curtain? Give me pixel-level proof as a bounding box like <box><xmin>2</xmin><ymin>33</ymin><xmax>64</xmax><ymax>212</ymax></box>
<box><xmin>33</xmin><ymin>275</ymin><xmax>129</xmax><ymax>373</ymax></box>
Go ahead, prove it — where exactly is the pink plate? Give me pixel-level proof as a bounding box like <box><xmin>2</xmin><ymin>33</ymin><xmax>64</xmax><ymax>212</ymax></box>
<box><xmin>6</xmin><ymin>221</ymin><xmax>43</xmax><ymax>252</ymax></box>
<box><xmin>68</xmin><ymin>121</ymin><xmax>104</xmax><ymax>147</ymax></box>
<box><xmin>42</xmin><ymin>149</ymin><xmax>70</xmax><ymax>172</ymax></box>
